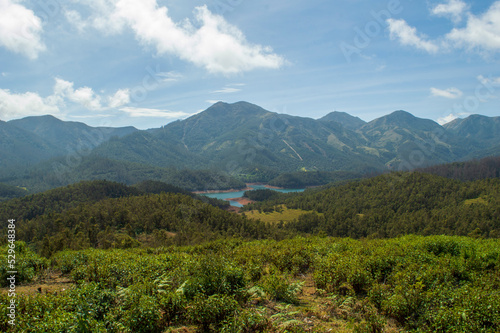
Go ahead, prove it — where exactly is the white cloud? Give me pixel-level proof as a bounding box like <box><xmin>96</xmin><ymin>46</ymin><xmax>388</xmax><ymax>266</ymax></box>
<box><xmin>477</xmin><ymin>75</ymin><xmax>500</xmax><ymax>85</ymax></box>
<box><xmin>387</xmin><ymin>2</ymin><xmax>500</xmax><ymax>55</ymax></box>
<box><xmin>53</xmin><ymin>78</ymin><xmax>104</xmax><ymax>110</ymax></box>
<box><xmin>387</xmin><ymin>19</ymin><xmax>440</xmax><ymax>53</ymax></box>
<box><xmin>119</xmin><ymin>107</ymin><xmax>191</xmax><ymax>118</ymax></box>
<box><xmin>437</xmin><ymin>112</ymin><xmax>470</xmax><ymax>125</ymax></box>
<box><xmin>108</xmin><ymin>89</ymin><xmax>130</xmax><ymax>108</ymax></box>
<box><xmin>156</xmin><ymin>71</ymin><xmax>183</xmax><ymax>83</ymax></box>
<box><xmin>206</xmin><ymin>100</ymin><xmax>222</xmax><ymax>104</ymax></box>
<box><xmin>0</xmin><ymin>0</ymin><xmax>46</xmax><ymax>59</ymax></box>
<box><xmin>67</xmin><ymin>1</ymin><xmax>285</xmax><ymax>75</ymax></box>
<box><xmin>437</xmin><ymin>114</ymin><xmax>458</xmax><ymax>125</ymax></box>
<box><xmin>430</xmin><ymin>87</ymin><xmax>463</xmax><ymax>99</ymax></box>
<box><xmin>64</xmin><ymin>9</ymin><xmax>88</xmax><ymax>33</ymax></box>
<box><xmin>0</xmin><ymin>89</ymin><xmax>59</xmax><ymax>120</ymax></box>
<box><xmin>213</xmin><ymin>87</ymin><xmax>241</xmax><ymax>94</ymax></box>
<box><xmin>432</xmin><ymin>0</ymin><xmax>468</xmax><ymax>23</ymax></box>
<box><xmin>446</xmin><ymin>2</ymin><xmax>500</xmax><ymax>52</ymax></box>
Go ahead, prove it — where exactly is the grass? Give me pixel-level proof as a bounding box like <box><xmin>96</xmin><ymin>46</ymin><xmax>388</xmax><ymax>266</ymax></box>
<box><xmin>464</xmin><ymin>197</ymin><xmax>489</xmax><ymax>206</ymax></box>
<box><xmin>244</xmin><ymin>206</ymin><xmax>322</xmax><ymax>224</ymax></box>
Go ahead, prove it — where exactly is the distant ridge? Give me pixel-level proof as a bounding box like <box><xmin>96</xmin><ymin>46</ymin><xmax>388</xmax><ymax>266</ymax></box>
<box><xmin>319</xmin><ymin>111</ymin><xmax>366</xmax><ymax>130</ymax></box>
<box><xmin>1</xmin><ymin>102</ymin><xmax>500</xmax><ymax>192</ymax></box>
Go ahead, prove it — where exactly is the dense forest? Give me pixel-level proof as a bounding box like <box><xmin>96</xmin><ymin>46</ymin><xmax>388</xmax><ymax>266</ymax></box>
<box><xmin>267</xmin><ymin>170</ymin><xmax>363</xmax><ymax>188</ymax></box>
<box><xmin>244</xmin><ymin>172</ymin><xmax>500</xmax><ymax>238</ymax></box>
<box><xmin>0</xmin><ymin>183</ymin><xmax>28</xmax><ymax>202</ymax></box>
<box><xmin>0</xmin><ymin>156</ymin><xmax>246</xmax><ymax>195</ymax></box>
<box><xmin>417</xmin><ymin>155</ymin><xmax>500</xmax><ymax>181</ymax></box>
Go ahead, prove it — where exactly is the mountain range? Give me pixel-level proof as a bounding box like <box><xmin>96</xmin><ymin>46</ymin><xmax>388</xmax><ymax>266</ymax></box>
<box><xmin>1</xmin><ymin>101</ymin><xmax>499</xmax><ymax>192</ymax></box>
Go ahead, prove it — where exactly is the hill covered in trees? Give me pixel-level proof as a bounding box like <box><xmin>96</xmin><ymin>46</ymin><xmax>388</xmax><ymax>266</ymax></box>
<box><xmin>418</xmin><ymin>155</ymin><xmax>500</xmax><ymax>181</ymax></box>
<box><xmin>244</xmin><ymin>172</ymin><xmax>500</xmax><ymax>239</ymax></box>
<box><xmin>0</xmin><ymin>156</ymin><xmax>245</xmax><ymax>195</ymax></box>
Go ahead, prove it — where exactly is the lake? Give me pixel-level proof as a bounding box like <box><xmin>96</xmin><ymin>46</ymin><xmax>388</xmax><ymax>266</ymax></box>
<box><xmin>201</xmin><ymin>184</ymin><xmax>305</xmax><ymax>207</ymax></box>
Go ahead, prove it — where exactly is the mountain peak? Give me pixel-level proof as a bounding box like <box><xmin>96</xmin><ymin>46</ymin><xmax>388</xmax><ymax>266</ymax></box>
<box><xmin>363</xmin><ymin>110</ymin><xmax>441</xmax><ymax>131</ymax></box>
<box><xmin>202</xmin><ymin>101</ymin><xmax>273</xmax><ymax>118</ymax></box>
<box><xmin>319</xmin><ymin>111</ymin><xmax>366</xmax><ymax>130</ymax></box>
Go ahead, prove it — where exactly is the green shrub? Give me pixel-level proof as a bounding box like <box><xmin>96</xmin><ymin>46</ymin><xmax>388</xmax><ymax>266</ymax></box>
<box><xmin>220</xmin><ymin>308</ymin><xmax>271</xmax><ymax>333</ymax></box>
<box><xmin>261</xmin><ymin>268</ymin><xmax>303</xmax><ymax>304</ymax></box>
<box><xmin>187</xmin><ymin>294</ymin><xmax>239</xmax><ymax>332</ymax></box>
<box><xmin>179</xmin><ymin>255</ymin><xmax>246</xmax><ymax>300</ymax></box>
<box><xmin>158</xmin><ymin>291</ymin><xmax>187</xmax><ymax>325</ymax></box>
<box><xmin>0</xmin><ymin>241</ymin><xmax>47</xmax><ymax>287</ymax></box>
<box><xmin>122</xmin><ymin>295</ymin><xmax>162</xmax><ymax>333</ymax></box>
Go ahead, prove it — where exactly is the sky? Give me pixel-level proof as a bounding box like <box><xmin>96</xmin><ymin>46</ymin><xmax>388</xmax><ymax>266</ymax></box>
<box><xmin>0</xmin><ymin>0</ymin><xmax>499</xmax><ymax>129</ymax></box>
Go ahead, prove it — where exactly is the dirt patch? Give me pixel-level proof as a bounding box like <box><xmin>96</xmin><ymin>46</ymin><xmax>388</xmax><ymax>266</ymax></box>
<box><xmin>0</xmin><ymin>271</ymin><xmax>73</xmax><ymax>296</ymax></box>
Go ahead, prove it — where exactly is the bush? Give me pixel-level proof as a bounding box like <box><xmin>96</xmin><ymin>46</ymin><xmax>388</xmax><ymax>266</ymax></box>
<box><xmin>187</xmin><ymin>294</ymin><xmax>239</xmax><ymax>332</ymax></box>
<box><xmin>0</xmin><ymin>241</ymin><xmax>47</xmax><ymax>287</ymax></box>
<box><xmin>221</xmin><ymin>308</ymin><xmax>271</xmax><ymax>333</ymax></box>
<box><xmin>122</xmin><ymin>295</ymin><xmax>162</xmax><ymax>333</ymax></box>
<box><xmin>261</xmin><ymin>268</ymin><xmax>303</xmax><ymax>304</ymax></box>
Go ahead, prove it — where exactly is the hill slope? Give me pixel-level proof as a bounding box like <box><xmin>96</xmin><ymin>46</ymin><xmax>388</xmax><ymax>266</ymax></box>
<box><xmin>245</xmin><ymin>172</ymin><xmax>500</xmax><ymax>238</ymax></box>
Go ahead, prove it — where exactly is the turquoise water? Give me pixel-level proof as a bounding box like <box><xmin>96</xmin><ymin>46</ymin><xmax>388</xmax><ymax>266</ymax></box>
<box><xmin>201</xmin><ymin>184</ymin><xmax>304</xmax><ymax>207</ymax></box>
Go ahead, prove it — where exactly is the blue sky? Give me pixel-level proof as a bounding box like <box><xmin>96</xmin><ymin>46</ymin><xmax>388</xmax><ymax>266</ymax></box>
<box><xmin>0</xmin><ymin>0</ymin><xmax>499</xmax><ymax>129</ymax></box>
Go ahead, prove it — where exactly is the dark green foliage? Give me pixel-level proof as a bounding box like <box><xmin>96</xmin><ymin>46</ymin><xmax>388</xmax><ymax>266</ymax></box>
<box><xmin>122</xmin><ymin>295</ymin><xmax>162</xmax><ymax>333</ymax></box>
<box><xmin>251</xmin><ymin>172</ymin><xmax>500</xmax><ymax>238</ymax></box>
<box><xmin>1</xmin><ymin>155</ymin><xmax>245</xmax><ymax>193</ymax></box>
<box><xmin>0</xmin><ymin>180</ymin><xmax>141</xmax><ymax>222</ymax></box>
<box><xmin>268</xmin><ymin>170</ymin><xmax>362</xmax><ymax>188</ymax></box>
<box><xmin>418</xmin><ymin>155</ymin><xmax>500</xmax><ymax>181</ymax></box>
<box><xmin>243</xmin><ymin>189</ymin><xmax>282</xmax><ymax>202</ymax></box>
<box><xmin>220</xmin><ymin>308</ymin><xmax>271</xmax><ymax>332</ymax></box>
<box><xmin>187</xmin><ymin>294</ymin><xmax>240</xmax><ymax>332</ymax></box>
<box><xmin>133</xmin><ymin>180</ymin><xmax>193</xmax><ymax>196</ymax></box>
<box><xmin>0</xmin><ymin>183</ymin><xmax>28</xmax><ymax>202</ymax></box>
<box><xmin>0</xmin><ymin>241</ymin><xmax>47</xmax><ymax>287</ymax></box>
<box><xmin>261</xmin><ymin>268</ymin><xmax>303</xmax><ymax>304</ymax></box>
<box><xmin>4</xmin><ymin>190</ymin><xmax>281</xmax><ymax>254</ymax></box>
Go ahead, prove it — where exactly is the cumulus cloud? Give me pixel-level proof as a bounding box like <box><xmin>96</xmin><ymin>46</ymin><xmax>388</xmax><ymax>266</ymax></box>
<box><xmin>446</xmin><ymin>2</ymin><xmax>500</xmax><ymax>52</ymax></box>
<box><xmin>119</xmin><ymin>107</ymin><xmax>191</xmax><ymax>118</ymax></box>
<box><xmin>0</xmin><ymin>89</ymin><xmax>59</xmax><ymax>120</ymax></box>
<box><xmin>108</xmin><ymin>89</ymin><xmax>131</xmax><ymax>108</ymax></box>
<box><xmin>0</xmin><ymin>0</ymin><xmax>46</xmax><ymax>59</ymax></box>
<box><xmin>0</xmin><ymin>78</ymin><xmax>135</xmax><ymax>120</ymax></box>
<box><xmin>387</xmin><ymin>19</ymin><xmax>440</xmax><ymax>53</ymax></box>
<box><xmin>53</xmin><ymin>78</ymin><xmax>104</xmax><ymax>110</ymax></box>
<box><xmin>388</xmin><ymin>1</ymin><xmax>500</xmax><ymax>55</ymax></box>
<box><xmin>432</xmin><ymin>0</ymin><xmax>468</xmax><ymax>23</ymax></box>
<box><xmin>67</xmin><ymin>0</ymin><xmax>285</xmax><ymax>75</ymax></box>
<box><xmin>430</xmin><ymin>87</ymin><xmax>463</xmax><ymax>99</ymax></box>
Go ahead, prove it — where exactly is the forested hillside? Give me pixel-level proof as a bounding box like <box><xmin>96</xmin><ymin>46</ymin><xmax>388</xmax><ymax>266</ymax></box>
<box><xmin>418</xmin><ymin>155</ymin><xmax>500</xmax><ymax>181</ymax></box>
<box><xmin>245</xmin><ymin>172</ymin><xmax>500</xmax><ymax>238</ymax></box>
<box><xmin>0</xmin><ymin>183</ymin><xmax>28</xmax><ymax>201</ymax></box>
<box><xmin>0</xmin><ymin>156</ymin><xmax>245</xmax><ymax>194</ymax></box>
